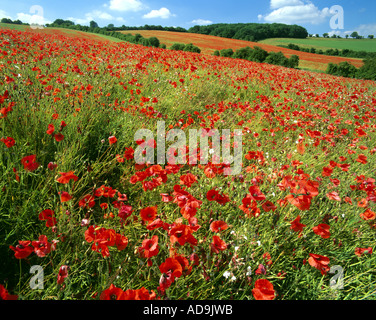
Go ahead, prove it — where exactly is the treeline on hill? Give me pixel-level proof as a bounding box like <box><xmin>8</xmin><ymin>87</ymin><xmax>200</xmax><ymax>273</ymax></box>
<box><xmin>213</xmin><ymin>46</ymin><xmax>299</xmax><ymax>69</ymax></box>
<box><xmin>281</xmin><ymin>43</ymin><xmax>376</xmax><ymax>60</ymax></box>
<box><xmin>0</xmin><ymin>18</ymin><xmax>28</xmax><ymax>25</ymax></box>
<box><xmin>188</xmin><ymin>23</ymin><xmax>308</xmax><ymax>42</ymax></box>
<box><xmin>46</xmin><ymin>19</ymin><xmax>164</xmax><ymax>48</ymax></box>
<box><xmin>46</xmin><ymin>19</ymin><xmax>186</xmax><ymax>33</ymax></box>
<box><xmin>326</xmin><ymin>58</ymin><xmax>376</xmax><ymax>81</ymax></box>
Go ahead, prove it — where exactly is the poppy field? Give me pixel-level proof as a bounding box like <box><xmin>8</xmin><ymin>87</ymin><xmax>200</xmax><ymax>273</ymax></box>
<box><xmin>120</xmin><ymin>29</ymin><xmax>364</xmax><ymax>71</ymax></box>
<box><xmin>1</xmin><ymin>27</ymin><xmax>376</xmax><ymax>301</ymax></box>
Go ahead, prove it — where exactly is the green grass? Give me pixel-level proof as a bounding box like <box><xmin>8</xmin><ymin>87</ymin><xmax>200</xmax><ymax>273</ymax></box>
<box><xmin>260</xmin><ymin>37</ymin><xmax>376</xmax><ymax>52</ymax></box>
<box><xmin>0</xmin><ymin>23</ymin><xmax>29</xmax><ymax>31</ymax></box>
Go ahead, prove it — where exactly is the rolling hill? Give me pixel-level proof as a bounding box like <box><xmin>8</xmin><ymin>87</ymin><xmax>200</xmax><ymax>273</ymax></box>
<box><xmin>119</xmin><ymin>30</ymin><xmax>364</xmax><ymax>72</ymax></box>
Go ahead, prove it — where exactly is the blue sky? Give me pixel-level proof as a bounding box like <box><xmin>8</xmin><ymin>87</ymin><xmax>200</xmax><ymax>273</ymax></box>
<box><xmin>0</xmin><ymin>0</ymin><xmax>376</xmax><ymax>36</ymax></box>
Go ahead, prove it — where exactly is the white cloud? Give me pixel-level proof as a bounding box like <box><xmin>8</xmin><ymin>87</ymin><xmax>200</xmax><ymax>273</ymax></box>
<box><xmin>68</xmin><ymin>10</ymin><xmax>124</xmax><ymax>25</ymax></box>
<box><xmin>261</xmin><ymin>1</ymin><xmax>331</xmax><ymax>25</ymax></box>
<box><xmin>143</xmin><ymin>8</ymin><xmax>175</xmax><ymax>19</ymax></box>
<box><xmin>108</xmin><ymin>0</ymin><xmax>145</xmax><ymax>12</ymax></box>
<box><xmin>16</xmin><ymin>13</ymin><xmax>52</xmax><ymax>25</ymax></box>
<box><xmin>356</xmin><ymin>24</ymin><xmax>376</xmax><ymax>36</ymax></box>
<box><xmin>0</xmin><ymin>10</ymin><xmax>12</xmax><ymax>20</ymax></box>
<box><xmin>191</xmin><ymin>19</ymin><xmax>213</xmax><ymax>25</ymax></box>
<box><xmin>270</xmin><ymin>0</ymin><xmax>304</xmax><ymax>9</ymax></box>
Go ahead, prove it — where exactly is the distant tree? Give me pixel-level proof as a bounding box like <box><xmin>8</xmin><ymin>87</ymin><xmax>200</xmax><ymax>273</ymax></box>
<box><xmin>323</xmin><ymin>33</ymin><xmax>329</xmax><ymax>38</ymax></box>
<box><xmin>249</xmin><ymin>46</ymin><xmax>268</xmax><ymax>62</ymax></box>
<box><xmin>350</xmin><ymin>31</ymin><xmax>359</xmax><ymax>39</ymax></box>
<box><xmin>1</xmin><ymin>18</ymin><xmax>13</xmax><ymax>24</ymax></box>
<box><xmin>345</xmin><ymin>34</ymin><xmax>349</xmax><ymax>39</ymax></box>
<box><xmin>213</xmin><ymin>50</ymin><xmax>220</xmax><ymax>56</ymax></box>
<box><xmin>357</xmin><ymin>57</ymin><xmax>376</xmax><ymax>80</ymax></box>
<box><xmin>331</xmin><ymin>34</ymin><xmax>337</xmax><ymax>38</ymax></box>
<box><xmin>265</xmin><ymin>51</ymin><xmax>289</xmax><ymax>67</ymax></box>
<box><xmin>170</xmin><ymin>43</ymin><xmax>186</xmax><ymax>51</ymax></box>
<box><xmin>219</xmin><ymin>48</ymin><xmax>234</xmax><ymax>57</ymax></box>
<box><xmin>148</xmin><ymin>37</ymin><xmax>160</xmax><ymax>48</ymax></box>
<box><xmin>183</xmin><ymin>43</ymin><xmax>201</xmax><ymax>53</ymax></box>
<box><xmin>287</xmin><ymin>55</ymin><xmax>300</xmax><ymax>68</ymax></box>
<box><xmin>90</xmin><ymin>21</ymin><xmax>99</xmax><ymax>29</ymax></box>
<box><xmin>368</xmin><ymin>35</ymin><xmax>374</xmax><ymax>39</ymax></box>
<box><xmin>315</xmin><ymin>34</ymin><xmax>320</xmax><ymax>38</ymax></box>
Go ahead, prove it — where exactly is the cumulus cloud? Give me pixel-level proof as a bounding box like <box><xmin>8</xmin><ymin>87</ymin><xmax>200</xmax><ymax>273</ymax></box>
<box><xmin>356</xmin><ymin>24</ymin><xmax>376</xmax><ymax>36</ymax></box>
<box><xmin>143</xmin><ymin>8</ymin><xmax>175</xmax><ymax>19</ymax></box>
<box><xmin>108</xmin><ymin>0</ymin><xmax>145</xmax><ymax>12</ymax></box>
<box><xmin>68</xmin><ymin>10</ymin><xmax>124</xmax><ymax>25</ymax></box>
<box><xmin>0</xmin><ymin>10</ymin><xmax>12</xmax><ymax>20</ymax></box>
<box><xmin>191</xmin><ymin>19</ymin><xmax>213</xmax><ymax>25</ymax></box>
<box><xmin>260</xmin><ymin>0</ymin><xmax>331</xmax><ymax>25</ymax></box>
<box><xmin>270</xmin><ymin>0</ymin><xmax>304</xmax><ymax>9</ymax></box>
<box><xmin>16</xmin><ymin>12</ymin><xmax>52</xmax><ymax>25</ymax></box>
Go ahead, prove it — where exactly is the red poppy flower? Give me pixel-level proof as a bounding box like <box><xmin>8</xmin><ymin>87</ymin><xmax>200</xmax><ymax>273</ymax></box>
<box><xmin>326</xmin><ymin>192</ymin><xmax>341</xmax><ymax>202</ymax></box>
<box><xmin>9</xmin><ymin>240</ymin><xmax>34</xmax><ymax>259</ymax></box>
<box><xmin>124</xmin><ymin>147</ymin><xmax>134</xmax><ymax>160</ymax></box>
<box><xmin>356</xmin><ymin>154</ymin><xmax>368</xmax><ymax>164</ymax></box>
<box><xmin>39</xmin><ymin>209</ymin><xmax>57</xmax><ymax>227</ymax></box>
<box><xmin>0</xmin><ymin>284</ymin><xmax>18</xmax><ymax>300</ymax></box>
<box><xmin>46</xmin><ymin>124</ymin><xmax>55</xmax><ymax>135</ymax></box>
<box><xmin>140</xmin><ymin>206</ymin><xmax>157</xmax><ymax>224</ymax></box>
<box><xmin>206</xmin><ymin>189</ymin><xmax>219</xmax><ymax>201</ymax></box>
<box><xmin>57</xmin><ymin>265</ymin><xmax>69</xmax><ymax>285</ymax></box>
<box><xmin>32</xmin><ymin>235</ymin><xmax>52</xmax><ymax>257</ymax></box>
<box><xmin>210</xmin><ymin>220</ymin><xmax>229</xmax><ymax>233</ymax></box>
<box><xmin>210</xmin><ymin>235</ymin><xmax>227</xmax><ymax>254</ymax></box>
<box><xmin>115</xmin><ymin>233</ymin><xmax>129</xmax><ymax>251</ymax></box>
<box><xmin>160</xmin><ymin>193</ymin><xmax>173</xmax><ymax>202</ymax></box>
<box><xmin>308</xmin><ymin>253</ymin><xmax>330</xmax><ymax>275</ymax></box>
<box><xmin>60</xmin><ymin>191</ymin><xmax>72</xmax><ymax>203</ymax></box>
<box><xmin>357</xmin><ymin>198</ymin><xmax>368</xmax><ymax>208</ymax></box>
<box><xmin>21</xmin><ymin>155</ymin><xmax>39</xmax><ymax>172</ymax></box>
<box><xmin>322</xmin><ymin>166</ymin><xmax>333</xmax><ymax>177</ymax></box>
<box><xmin>0</xmin><ymin>136</ymin><xmax>15</xmax><ymax>148</ymax></box>
<box><xmin>100</xmin><ymin>284</ymin><xmax>125</xmax><ymax>300</ymax></box>
<box><xmin>79</xmin><ymin>194</ymin><xmax>95</xmax><ymax>208</ymax></box>
<box><xmin>139</xmin><ymin>235</ymin><xmax>159</xmax><ymax>266</ymax></box>
<box><xmin>248</xmin><ymin>185</ymin><xmax>266</xmax><ymax>201</ymax></box>
<box><xmin>290</xmin><ymin>215</ymin><xmax>306</xmax><ymax>237</ymax></box>
<box><xmin>47</xmin><ymin>162</ymin><xmax>57</xmax><ymax>170</ymax></box>
<box><xmin>180</xmin><ymin>173</ymin><xmax>197</xmax><ymax>188</ymax></box>
<box><xmin>355</xmin><ymin>247</ymin><xmax>373</xmax><ymax>257</ymax></box>
<box><xmin>56</xmin><ymin>171</ymin><xmax>78</xmax><ymax>184</ymax></box>
<box><xmin>169</xmin><ymin>223</ymin><xmax>198</xmax><ymax>246</ymax></box>
<box><xmin>285</xmin><ymin>193</ymin><xmax>312</xmax><ymax>211</ymax></box>
<box><xmin>54</xmin><ymin>133</ymin><xmax>64</xmax><ymax>142</ymax></box>
<box><xmin>123</xmin><ymin>287</ymin><xmax>156</xmax><ymax>300</ymax></box>
<box><xmin>159</xmin><ymin>257</ymin><xmax>183</xmax><ymax>279</ymax></box>
<box><xmin>252</xmin><ymin>279</ymin><xmax>275</xmax><ymax>300</ymax></box>
<box><xmin>360</xmin><ymin>208</ymin><xmax>376</xmax><ymax>221</ymax></box>
<box><xmin>118</xmin><ymin>204</ymin><xmax>133</xmax><ymax>221</ymax></box>
<box><xmin>239</xmin><ymin>195</ymin><xmax>261</xmax><ymax>218</ymax></box>
<box><xmin>312</xmin><ymin>224</ymin><xmax>331</xmax><ymax>239</ymax></box>
<box><xmin>109</xmin><ymin>136</ymin><xmax>117</xmax><ymax>145</ymax></box>
<box><xmin>262</xmin><ymin>200</ymin><xmax>277</xmax><ymax>212</ymax></box>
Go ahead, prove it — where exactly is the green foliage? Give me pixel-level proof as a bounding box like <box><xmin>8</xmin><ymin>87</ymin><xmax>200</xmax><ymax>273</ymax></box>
<box><xmin>219</xmin><ymin>48</ymin><xmax>235</xmax><ymax>58</ymax></box>
<box><xmin>188</xmin><ymin>23</ymin><xmax>308</xmax><ymax>41</ymax></box>
<box><xmin>356</xmin><ymin>57</ymin><xmax>376</xmax><ymax>80</ymax></box>
<box><xmin>170</xmin><ymin>43</ymin><xmax>201</xmax><ymax>53</ymax></box>
<box><xmin>281</xmin><ymin>43</ymin><xmax>376</xmax><ymax>60</ymax></box>
<box><xmin>183</xmin><ymin>43</ymin><xmax>201</xmax><ymax>53</ymax></box>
